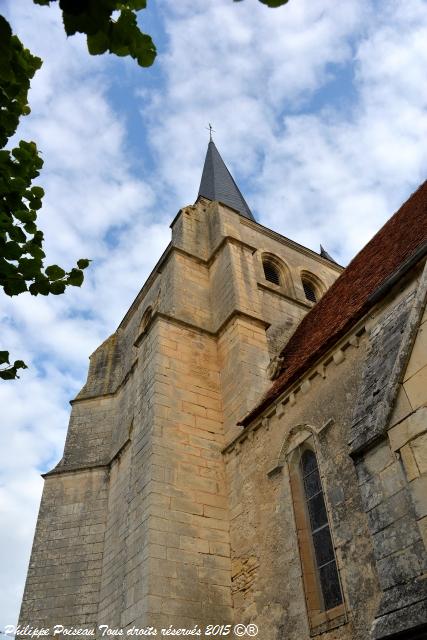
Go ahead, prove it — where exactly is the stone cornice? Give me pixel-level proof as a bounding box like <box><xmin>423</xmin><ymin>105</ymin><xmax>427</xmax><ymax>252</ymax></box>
<box><xmin>71</xmin><ymin>359</ymin><xmax>138</xmax><ymax>405</ymax></box>
<box><xmin>224</xmin><ymin>258</ymin><xmax>425</xmax><ymax>456</ymax></box>
<box><xmin>257</xmin><ymin>281</ymin><xmax>312</xmax><ymax>310</ymax></box>
<box><xmin>239</xmin><ymin>217</ymin><xmax>344</xmax><ymax>272</ymax></box>
<box><xmin>222</xmin><ymin>317</ymin><xmax>368</xmax><ymax>456</ymax></box>
<box><xmin>73</xmin><ymin>309</ymin><xmax>270</xmax><ymax>405</ymax></box>
<box><xmin>43</xmin><ymin>438</ymin><xmax>131</xmax><ymax>478</ymax></box>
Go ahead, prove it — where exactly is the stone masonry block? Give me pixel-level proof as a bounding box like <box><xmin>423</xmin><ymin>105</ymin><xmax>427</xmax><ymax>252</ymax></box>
<box><xmin>404</xmin><ymin>364</ymin><xmax>427</xmax><ymax>410</ymax></box>
<box><xmin>376</xmin><ymin>540</ymin><xmax>426</xmax><ymax>590</ymax></box>
<box><xmin>372</xmin><ymin>514</ymin><xmax>421</xmax><ymax>560</ymax></box>
<box><xmin>388</xmin><ymin>407</ymin><xmax>427</xmax><ymax>452</ymax></box>
<box><xmin>409</xmin><ymin>475</ymin><xmax>427</xmax><ymax>518</ymax></box>
<box><xmin>404</xmin><ymin>321</ymin><xmax>427</xmax><ymax>381</ymax></box>
<box><xmin>367</xmin><ymin>488</ymin><xmax>412</xmax><ymax>534</ymax></box>
<box><xmin>379</xmin><ymin>461</ymin><xmax>406</xmax><ymax>498</ymax></box>
<box><xmin>363</xmin><ymin>441</ymin><xmax>394</xmax><ymax>478</ymax></box>
<box><xmin>400</xmin><ymin>444</ymin><xmax>421</xmax><ymax>482</ymax></box>
<box><xmin>388</xmin><ymin>387</ymin><xmax>413</xmax><ymax>428</ymax></box>
<box><xmin>411</xmin><ymin>432</ymin><xmax>427</xmax><ymax>474</ymax></box>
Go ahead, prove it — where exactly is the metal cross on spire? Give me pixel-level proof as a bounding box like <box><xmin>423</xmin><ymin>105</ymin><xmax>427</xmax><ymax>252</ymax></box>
<box><xmin>206</xmin><ymin>123</ymin><xmax>216</xmax><ymax>142</ymax></box>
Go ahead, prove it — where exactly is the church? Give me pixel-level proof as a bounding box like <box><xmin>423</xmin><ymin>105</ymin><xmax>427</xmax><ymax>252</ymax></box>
<box><xmin>19</xmin><ymin>141</ymin><xmax>427</xmax><ymax>639</ymax></box>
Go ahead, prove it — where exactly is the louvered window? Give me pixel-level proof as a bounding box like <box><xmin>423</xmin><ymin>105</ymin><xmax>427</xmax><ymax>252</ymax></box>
<box><xmin>303</xmin><ymin>280</ymin><xmax>317</xmax><ymax>303</ymax></box>
<box><xmin>263</xmin><ymin>260</ymin><xmax>281</xmax><ymax>286</ymax></box>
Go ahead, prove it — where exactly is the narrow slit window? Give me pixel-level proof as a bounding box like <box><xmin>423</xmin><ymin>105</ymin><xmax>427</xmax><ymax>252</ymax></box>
<box><xmin>263</xmin><ymin>260</ymin><xmax>281</xmax><ymax>286</ymax></box>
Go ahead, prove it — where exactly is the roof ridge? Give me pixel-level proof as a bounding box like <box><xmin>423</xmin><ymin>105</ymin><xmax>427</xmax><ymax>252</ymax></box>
<box><xmin>240</xmin><ymin>179</ymin><xmax>427</xmax><ymax>426</ymax></box>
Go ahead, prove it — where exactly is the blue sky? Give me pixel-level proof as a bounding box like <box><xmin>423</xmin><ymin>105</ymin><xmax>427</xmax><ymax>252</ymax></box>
<box><xmin>1</xmin><ymin>0</ymin><xmax>427</xmax><ymax>630</ymax></box>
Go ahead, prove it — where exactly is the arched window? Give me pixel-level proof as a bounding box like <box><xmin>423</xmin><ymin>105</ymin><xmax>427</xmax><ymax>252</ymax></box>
<box><xmin>300</xmin><ymin>450</ymin><xmax>342</xmax><ymax>611</ymax></box>
<box><xmin>262</xmin><ymin>258</ymin><xmax>281</xmax><ymax>286</ymax></box>
<box><xmin>288</xmin><ymin>437</ymin><xmax>345</xmax><ymax>632</ymax></box>
<box><xmin>260</xmin><ymin>253</ymin><xmax>295</xmax><ymax>296</ymax></box>
<box><xmin>301</xmin><ymin>272</ymin><xmax>324</xmax><ymax>304</ymax></box>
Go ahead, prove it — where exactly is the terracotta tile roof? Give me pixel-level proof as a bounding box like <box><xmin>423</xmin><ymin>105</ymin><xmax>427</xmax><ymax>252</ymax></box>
<box><xmin>240</xmin><ymin>180</ymin><xmax>427</xmax><ymax>426</ymax></box>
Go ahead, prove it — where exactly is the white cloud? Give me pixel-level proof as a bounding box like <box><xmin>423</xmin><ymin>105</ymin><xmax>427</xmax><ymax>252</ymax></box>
<box><xmin>144</xmin><ymin>0</ymin><xmax>427</xmax><ymax>262</ymax></box>
<box><xmin>1</xmin><ymin>0</ymin><xmax>427</xmax><ymax>630</ymax></box>
<box><xmin>251</xmin><ymin>0</ymin><xmax>427</xmax><ymax>260</ymax></box>
<box><xmin>0</xmin><ymin>3</ymin><xmax>165</xmax><ymax>629</ymax></box>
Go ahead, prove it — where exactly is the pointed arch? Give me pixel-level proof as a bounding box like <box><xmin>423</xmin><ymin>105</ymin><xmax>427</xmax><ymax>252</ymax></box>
<box><xmin>277</xmin><ymin>423</ymin><xmax>316</xmax><ymax>466</ymax></box>
<box><xmin>285</xmin><ymin>431</ymin><xmax>346</xmax><ymax>633</ymax></box>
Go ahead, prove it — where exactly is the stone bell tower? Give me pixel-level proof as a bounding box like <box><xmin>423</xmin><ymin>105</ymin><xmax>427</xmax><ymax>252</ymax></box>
<box><xmin>18</xmin><ymin>140</ymin><xmax>342</xmax><ymax>633</ymax></box>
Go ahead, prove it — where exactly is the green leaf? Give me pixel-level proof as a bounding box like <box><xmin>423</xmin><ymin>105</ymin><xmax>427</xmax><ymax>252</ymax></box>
<box><xmin>0</xmin><ymin>16</ymin><xmax>12</xmax><ymax>43</ymax></box>
<box><xmin>24</xmin><ymin>222</ymin><xmax>38</xmax><ymax>234</ymax></box>
<box><xmin>15</xmin><ymin>209</ymin><xmax>37</xmax><ymax>224</ymax></box>
<box><xmin>0</xmin><ymin>258</ymin><xmax>17</xmax><ymax>278</ymax></box>
<box><xmin>259</xmin><ymin>0</ymin><xmax>289</xmax><ymax>5</ymax></box>
<box><xmin>8</xmin><ymin>225</ymin><xmax>27</xmax><ymax>243</ymax></box>
<box><xmin>0</xmin><ymin>367</ymin><xmax>17</xmax><ymax>380</ymax></box>
<box><xmin>29</xmin><ymin>275</ymin><xmax>50</xmax><ymax>295</ymax></box>
<box><xmin>50</xmin><ymin>280</ymin><xmax>66</xmax><ymax>295</ymax></box>
<box><xmin>24</xmin><ymin>242</ymin><xmax>45</xmax><ymax>260</ymax></box>
<box><xmin>67</xmin><ymin>267</ymin><xmax>84</xmax><ymax>287</ymax></box>
<box><xmin>0</xmin><ymin>358</ymin><xmax>28</xmax><ymax>380</ymax></box>
<box><xmin>0</xmin><ymin>150</ymin><xmax>10</xmax><ymax>163</ymax></box>
<box><xmin>19</xmin><ymin>257</ymin><xmax>42</xmax><ymax>279</ymax></box>
<box><xmin>45</xmin><ymin>264</ymin><xmax>66</xmax><ymax>281</ymax></box>
<box><xmin>87</xmin><ymin>31</ymin><xmax>109</xmax><ymax>55</ymax></box>
<box><xmin>3</xmin><ymin>241</ymin><xmax>22</xmax><ymax>260</ymax></box>
<box><xmin>29</xmin><ymin>198</ymin><xmax>42</xmax><ymax>210</ymax></box>
<box><xmin>30</xmin><ymin>185</ymin><xmax>44</xmax><ymax>198</ymax></box>
<box><xmin>128</xmin><ymin>0</ymin><xmax>147</xmax><ymax>9</ymax></box>
<box><xmin>4</xmin><ymin>277</ymin><xmax>28</xmax><ymax>296</ymax></box>
<box><xmin>33</xmin><ymin>230</ymin><xmax>44</xmax><ymax>246</ymax></box>
<box><xmin>1</xmin><ymin>4</ymin><xmax>161</xmax><ymax>380</ymax></box>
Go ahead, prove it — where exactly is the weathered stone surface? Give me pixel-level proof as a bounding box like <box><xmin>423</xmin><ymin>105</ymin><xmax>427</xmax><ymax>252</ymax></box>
<box><xmin>371</xmin><ymin>599</ymin><xmax>427</xmax><ymax>640</ymax></box>
<box><xmin>372</xmin><ymin>515</ymin><xmax>421</xmax><ymax>560</ymax></box>
<box><xmin>366</xmin><ymin>487</ymin><xmax>412</xmax><ymax>534</ymax></box>
<box><xmin>388</xmin><ymin>407</ymin><xmax>427</xmax><ymax>452</ymax></box>
<box><xmin>349</xmin><ymin>292</ymin><xmax>415</xmax><ymax>455</ymax></box>
<box><xmin>18</xmin><ymin>194</ymin><xmax>427</xmax><ymax>640</ymax></box>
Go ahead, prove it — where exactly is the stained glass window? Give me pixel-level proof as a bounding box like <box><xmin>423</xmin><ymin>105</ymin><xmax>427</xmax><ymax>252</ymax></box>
<box><xmin>300</xmin><ymin>449</ymin><xmax>343</xmax><ymax>611</ymax></box>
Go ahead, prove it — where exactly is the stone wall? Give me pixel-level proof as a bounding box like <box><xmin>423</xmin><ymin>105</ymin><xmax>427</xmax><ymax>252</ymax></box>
<box><xmin>225</xmin><ymin>330</ymin><xmax>378</xmax><ymax>640</ymax></box>
<box><xmin>225</xmin><ymin>267</ymin><xmax>427</xmax><ymax>640</ymax></box>
<box><xmin>19</xmin><ymin>468</ymin><xmax>108</xmax><ymax>628</ymax></box>
<box><xmin>18</xmin><ymin>199</ymin><xmax>341</xmax><ymax>635</ymax></box>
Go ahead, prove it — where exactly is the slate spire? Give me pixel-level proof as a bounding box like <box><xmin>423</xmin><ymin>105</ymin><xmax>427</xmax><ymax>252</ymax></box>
<box><xmin>320</xmin><ymin>244</ymin><xmax>338</xmax><ymax>264</ymax></box>
<box><xmin>198</xmin><ymin>140</ymin><xmax>255</xmax><ymax>221</ymax></box>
